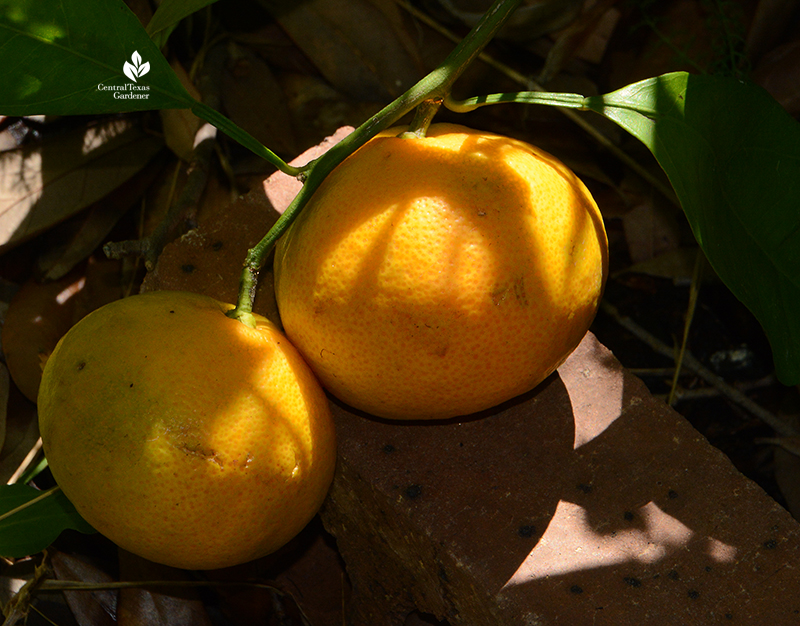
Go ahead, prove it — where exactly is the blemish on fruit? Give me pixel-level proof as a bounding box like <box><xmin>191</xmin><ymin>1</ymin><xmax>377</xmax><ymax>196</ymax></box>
<box><xmin>577</xmin><ymin>483</ymin><xmax>593</xmax><ymax>494</ymax></box>
<box><xmin>668</xmin><ymin>489</ymin><xmax>679</xmax><ymax>499</ymax></box>
<box><xmin>76</xmin><ymin>361</ymin><xmax>86</xmax><ymax>371</ymax></box>
<box><xmin>405</xmin><ymin>484</ymin><xmax>422</xmax><ymax>499</ymax></box>
<box><xmin>212</xmin><ymin>240</ymin><xmax>223</xmax><ymax>251</ymax></box>
<box><xmin>763</xmin><ymin>539</ymin><xmax>778</xmax><ymax>549</ymax></box>
<box><xmin>181</xmin><ymin>264</ymin><xmax>195</xmax><ymax>273</ymax></box>
<box><xmin>383</xmin><ymin>444</ymin><xmax>395</xmax><ymax>453</ymax></box>
<box><xmin>623</xmin><ymin>577</ymin><xmax>641</xmax><ymax>588</ymax></box>
<box><xmin>623</xmin><ymin>511</ymin><xmax>634</xmax><ymax>521</ymax></box>
<box><xmin>569</xmin><ymin>585</ymin><xmax>583</xmax><ymax>594</ymax></box>
<box><xmin>687</xmin><ymin>589</ymin><xmax>700</xmax><ymax>600</ymax></box>
<box><xmin>667</xmin><ymin>570</ymin><xmax>680</xmax><ymax>581</ymax></box>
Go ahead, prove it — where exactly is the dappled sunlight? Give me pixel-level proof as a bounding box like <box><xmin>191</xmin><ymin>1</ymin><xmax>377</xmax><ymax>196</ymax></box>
<box><xmin>81</xmin><ymin>118</ymin><xmax>131</xmax><ymax>155</ymax></box>
<box><xmin>502</xmin><ymin>499</ymin><xmax>737</xmax><ymax>589</ymax></box>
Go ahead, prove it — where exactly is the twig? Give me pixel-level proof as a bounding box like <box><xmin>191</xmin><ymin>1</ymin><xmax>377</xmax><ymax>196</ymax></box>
<box><xmin>600</xmin><ymin>300</ymin><xmax>797</xmax><ymax>437</ymax></box>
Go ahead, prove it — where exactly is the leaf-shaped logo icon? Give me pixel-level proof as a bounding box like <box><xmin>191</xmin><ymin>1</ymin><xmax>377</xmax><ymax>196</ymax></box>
<box><xmin>123</xmin><ymin>51</ymin><xmax>150</xmax><ymax>82</ymax></box>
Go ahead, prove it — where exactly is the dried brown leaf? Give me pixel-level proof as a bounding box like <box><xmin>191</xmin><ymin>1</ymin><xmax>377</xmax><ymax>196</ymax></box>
<box><xmin>222</xmin><ymin>44</ymin><xmax>298</xmax><ymax>157</ymax></box>
<box><xmin>50</xmin><ymin>551</ymin><xmax>117</xmax><ymax>626</ymax></box>
<box><xmin>39</xmin><ymin>157</ymin><xmax>164</xmax><ymax>281</ymax></box>
<box><xmin>1</xmin><ymin>271</ymin><xmax>86</xmax><ymax>403</ymax></box>
<box><xmin>0</xmin><ymin>387</ymin><xmax>38</xmax><ymax>484</ymax></box>
<box><xmin>117</xmin><ymin>551</ymin><xmax>213</xmax><ymax>626</ymax></box>
<box><xmin>0</xmin><ymin>119</ymin><xmax>163</xmax><ymax>254</ymax></box>
<box><xmin>262</xmin><ymin>0</ymin><xmax>424</xmax><ymax>101</ymax></box>
<box><xmin>0</xmin><ymin>363</ymin><xmax>8</xmax><ymax>454</ymax></box>
<box><xmin>159</xmin><ymin>60</ymin><xmax>204</xmax><ymax>162</ymax></box>
<box><xmin>621</xmin><ymin>201</ymin><xmax>682</xmax><ymax>265</ymax></box>
<box><xmin>752</xmin><ymin>39</ymin><xmax>800</xmax><ymax>117</ymax></box>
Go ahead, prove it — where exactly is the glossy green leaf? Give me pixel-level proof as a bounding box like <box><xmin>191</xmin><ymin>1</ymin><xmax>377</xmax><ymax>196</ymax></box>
<box><xmin>0</xmin><ymin>0</ymin><xmax>194</xmax><ymax>115</ymax></box>
<box><xmin>146</xmin><ymin>0</ymin><xmax>219</xmax><ymax>49</ymax></box>
<box><xmin>584</xmin><ymin>72</ymin><xmax>800</xmax><ymax>385</ymax></box>
<box><xmin>0</xmin><ymin>485</ymin><xmax>95</xmax><ymax>558</ymax></box>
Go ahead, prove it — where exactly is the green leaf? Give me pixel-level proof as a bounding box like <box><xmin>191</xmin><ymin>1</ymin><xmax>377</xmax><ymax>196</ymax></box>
<box><xmin>0</xmin><ymin>485</ymin><xmax>95</xmax><ymax>558</ymax></box>
<box><xmin>146</xmin><ymin>0</ymin><xmax>219</xmax><ymax>49</ymax></box>
<box><xmin>585</xmin><ymin>72</ymin><xmax>800</xmax><ymax>386</ymax></box>
<box><xmin>0</xmin><ymin>0</ymin><xmax>194</xmax><ymax>115</ymax></box>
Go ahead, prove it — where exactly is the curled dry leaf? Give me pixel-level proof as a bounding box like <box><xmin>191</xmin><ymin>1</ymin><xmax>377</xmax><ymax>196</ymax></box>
<box><xmin>159</xmin><ymin>60</ymin><xmax>204</xmax><ymax>162</ymax></box>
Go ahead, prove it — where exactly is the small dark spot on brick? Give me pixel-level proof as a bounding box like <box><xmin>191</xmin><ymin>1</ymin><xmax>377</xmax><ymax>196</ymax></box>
<box><xmin>569</xmin><ymin>585</ymin><xmax>583</xmax><ymax>594</ymax></box>
<box><xmin>623</xmin><ymin>511</ymin><xmax>634</xmax><ymax>521</ymax></box>
<box><xmin>169</xmin><ymin>310</ymin><xmax>175</xmax><ymax>314</ymax></box>
<box><xmin>76</xmin><ymin>361</ymin><xmax>86</xmax><ymax>371</ymax></box>
<box><xmin>688</xmin><ymin>589</ymin><xmax>700</xmax><ymax>600</ymax></box>
<box><xmin>181</xmin><ymin>264</ymin><xmax>195</xmax><ymax>273</ymax></box>
<box><xmin>623</xmin><ymin>577</ymin><xmax>641</xmax><ymax>588</ymax></box>
<box><xmin>129</xmin><ymin>383</ymin><xmax>134</xmax><ymax>388</ymax></box>
<box><xmin>212</xmin><ymin>240</ymin><xmax>223</xmax><ymax>251</ymax></box>
<box><xmin>518</xmin><ymin>525</ymin><xmax>535</xmax><ymax>538</ymax></box>
<box><xmin>667</xmin><ymin>570</ymin><xmax>679</xmax><ymax>581</ymax></box>
<box><xmin>763</xmin><ymin>539</ymin><xmax>778</xmax><ymax>549</ymax></box>
<box><xmin>668</xmin><ymin>489</ymin><xmax>679</xmax><ymax>499</ymax></box>
<box><xmin>383</xmin><ymin>444</ymin><xmax>395</xmax><ymax>453</ymax></box>
<box><xmin>405</xmin><ymin>484</ymin><xmax>422</xmax><ymax>499</ymax></box>
<box><xmin>577</xmin><ymin>483</ymin><xmax>593</xmax><ymax>494</ymax></box>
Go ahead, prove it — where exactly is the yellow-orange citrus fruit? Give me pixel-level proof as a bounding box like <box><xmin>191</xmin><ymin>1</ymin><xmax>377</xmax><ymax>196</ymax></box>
<box><xmin>274</xmin><ymin>123</ymin><xmax>608</xmax><ymax>420</ymax></box>
<box><xmin>38</xmin><ymin>290</ymin><xmax>336</xmax><ymax>570</ymax></box>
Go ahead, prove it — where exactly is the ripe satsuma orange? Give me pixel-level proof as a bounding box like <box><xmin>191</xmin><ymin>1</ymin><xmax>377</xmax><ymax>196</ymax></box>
<box><xmin>274</xmin><ymin>123</ymin><xmax>608</xmax><ymax>420</ymax></box>
<box><xmin>38</xmin><ymin>290</ymin><xmax>336</xmax><ymax>570</ymax></box>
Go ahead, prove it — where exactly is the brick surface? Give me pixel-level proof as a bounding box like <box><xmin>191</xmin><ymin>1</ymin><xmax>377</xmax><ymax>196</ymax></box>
<box><xmin>321</xmin><ymin>334</ymin><xmax>800</xmax><ymax>625</ymax></box>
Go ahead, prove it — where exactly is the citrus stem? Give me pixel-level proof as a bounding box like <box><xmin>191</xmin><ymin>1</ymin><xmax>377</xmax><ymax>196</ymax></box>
<box><xmin>398</xmin><ymin>98</ymin><xmax>443</xmax><ymax>138</ymax></box>
<box><xmin>445</xmin><ymin>90</ymin><xmax>590</xmax><ymax>112</ymax></box>
<box><xmin>227</xmin><ymin>0</ymin><xmax>525</xmax><ymax>322</ymax></box>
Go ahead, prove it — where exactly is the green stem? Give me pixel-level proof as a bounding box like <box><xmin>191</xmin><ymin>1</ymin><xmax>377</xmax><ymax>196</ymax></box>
<box><xmin>192</xmin><ymin>101</ymin><xmax>302</xmax><ymax>177</ymax></box>
<box><xmin>399</xmin><ymin>98</ymin><xmax>444</xmax><ymax>138</ymax></box>
<box><xmin>445</xmin><ymin>90</ymin><xmax>589</xmax><ymax>112</ymax></box>
<box><xmin>227</xmin><ymin>0</ymin><xmax>525</xmax><ymax>324</ymax></box>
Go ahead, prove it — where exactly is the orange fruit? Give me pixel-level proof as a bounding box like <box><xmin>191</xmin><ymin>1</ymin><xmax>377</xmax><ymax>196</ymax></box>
<box><xmin>37</xmin><ymin>290</ymin><xmax>336</xmax><ymax>570</ymax></box>
<box><xmin>274</xmin><ymin>123</ymin><xmax>608</xmax><ymax>420</ymax></box>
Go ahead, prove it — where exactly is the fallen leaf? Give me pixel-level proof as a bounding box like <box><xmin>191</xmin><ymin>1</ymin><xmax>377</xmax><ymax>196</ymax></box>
<box><xmin>262</xmin><ymin>0</ymin><xmax>424</xmax><ymax>102</ymax></box>
<box><xmin>0</xmin><ymin>363</ymin><xmax>8</xmax><ymax>453</ymax></box>
<box><xmin>0</xmin><ymin>386</ymin><xmax>39</xmax><ymax>484</ymax></box>
<box><xmin>1</xmin><ymin>270</ymin><xmax>86</xmax><ymax>402</ymax></box>
<box><xmin>221</xmin><ymin>43</ymin><xmax>298</xmax><ymax>157</ymax></box>
<box><xmin>0</xmin><ymin>119</ymin><xmax>163</xmax><ymax>253</ymax></box>
<box><xmin>51</xmin><ymin>551</ymin><xmax>117</xmax><ymax>626</ymax></box>
<box><xmin>752</xmin><ymin>38</ymin><xmax>800</xmax><ymax>116</ymax></box>
<box><xmin>159</xmin><ymin>60</ymin><xmax>204</xmax><ymax>161</ymax></box>
<box><xmin>117</xmin><ymin>550</ymin><xmax>213</xmax><ymax>626</ymax></box>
